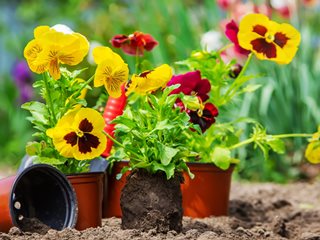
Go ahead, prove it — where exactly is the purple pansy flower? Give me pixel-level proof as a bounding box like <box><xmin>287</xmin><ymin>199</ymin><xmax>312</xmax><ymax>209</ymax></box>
<box><xmin>12</xmin><ymin>60</ymin><xmax>34</xmax><ymax>103</ymax></box>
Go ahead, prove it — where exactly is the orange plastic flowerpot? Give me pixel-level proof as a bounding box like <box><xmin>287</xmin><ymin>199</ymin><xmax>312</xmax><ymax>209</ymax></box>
<box><xmin>102</xmin><ymin>161</ymin><xmax>129</xmax><ymax>218</ymax></box>
<box><xmin>67</xmin><ymin>172</ymin><xmax>104</xmax><ymax>231</ymax></box>
<box><xmin>0</xmin><ymin>164</ymin><xmax>77</xmax><ymax>233</ymax></box>
<box><xmin>103</xmin><ymin>161</ymin><xmax>234</xmax><ymax>218</ymax></box>
<box><xmin>181</xmin><ymin>163</ymin><xmax>234</xmax><ymax>218</ymax></box>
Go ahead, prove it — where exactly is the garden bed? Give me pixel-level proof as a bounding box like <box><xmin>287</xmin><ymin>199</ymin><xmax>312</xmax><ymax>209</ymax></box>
<box><xmin>1</xmin><ymin>181</ymin><xmax>320</xmax><ymax>240</ymax></box>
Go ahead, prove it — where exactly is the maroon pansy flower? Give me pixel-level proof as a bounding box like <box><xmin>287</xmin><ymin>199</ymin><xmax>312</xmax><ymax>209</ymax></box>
<box><xmin>188</xmin><ymin>102</ymin><xmax>219</xmax><ymax>133</ymax></box>
<box><xmin>167</xmin><ymin>70</ymin><xmax>211</xmax><ymax>102</ymax></box>
<box><xmin>110</xmin><ymin>31</ymin><xmax>158</xmax><ymax>56</ymax></box>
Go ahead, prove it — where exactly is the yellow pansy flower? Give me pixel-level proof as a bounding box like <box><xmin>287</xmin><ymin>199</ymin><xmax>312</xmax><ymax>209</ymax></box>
<box><xmin>125</xmin><ymin>64</ymin><xmax>173</xmax><ymax>95</ymax></box>
<box><xmin>238</xmin><ymin>13</ymin><xmax>301</xmax><ymax>64</ymax></box>
<box><xmin>305</xmin><ymin>130</ymin><xmax>320</xmax><ymax>164</ymax></box>
<box><xmin>93</xmin><ymin>46</ymin><xmax>129</xmax><ymax>98</ymax></box>
<box><xmin>305</xmin><ymin>141</ymin><xmax>320</xmax><ymax>164</ymax></box>
<box><xmin>24</xmin><ymin>24</ymin><xmax>89</xmax><ymax>80</ymax></box>
<box><xmin>46</xmin><ymin>108</ymin><xmax>107</xmax><ymax>160</ymax></box>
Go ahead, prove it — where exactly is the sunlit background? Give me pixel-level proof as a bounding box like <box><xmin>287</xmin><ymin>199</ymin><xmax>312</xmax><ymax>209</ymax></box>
<box><xmin>1</xmin><ymin>0</ymin><xmax>320</xmax><ymax>182</ymax></box>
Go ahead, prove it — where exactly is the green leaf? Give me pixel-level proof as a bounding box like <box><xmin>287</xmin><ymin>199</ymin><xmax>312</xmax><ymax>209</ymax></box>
<box><xmin>25</xmin><ymin>141</ymin><xmax>42</xmax><ymax>156</ymax></box>
<box><xmin>21</xmin><ymin>101</ymin><xmax>48</xmax><ymax>125</ymax></box>
<box><xmin>266</xmin><ymin>137</ymin><xmax>285</xmax><ymax>154</ymax></box>
<box><xmin>241</xmin><ymin>84</ymin><xmax>262</xmax><ymax>93</ymax></box>
<box><xmin>158</xmin><ymin>143</ymin><xmax>179</xmax><ymax>166</ymax></box>
<box><xmin>33</xmin><ymin>156</ymin><xmax>66</xmax><ymax>165</ymax></box>
<box><xmin>211</xmin><ymin>147</ymin><xmax>231</xmax><ymax>170</ymax></box>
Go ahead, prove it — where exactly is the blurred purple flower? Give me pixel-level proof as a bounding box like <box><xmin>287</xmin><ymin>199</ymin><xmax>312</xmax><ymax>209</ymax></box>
<box><xmin>12</xmin><ymin>60</ymin><xmax>34</xmax><ymax>103</ymax></box>
<box><xmin>167</xmin><ymin>70</ymin><xmax>211</xmax><ymax>102</ymax></box>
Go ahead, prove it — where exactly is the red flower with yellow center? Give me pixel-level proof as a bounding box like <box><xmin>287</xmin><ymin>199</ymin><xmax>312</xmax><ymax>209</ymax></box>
<box><xmin>238</xmin><ymin>13</ymin><xmax>301</xmax><ymax>64</ymax></box>
<box><xmin>46</xmin><ymin>108</ymin><xmax>106</xmax><ymax>160</ymax></box>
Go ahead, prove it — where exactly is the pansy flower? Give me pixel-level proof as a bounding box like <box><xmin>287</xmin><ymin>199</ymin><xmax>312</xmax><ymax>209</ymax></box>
<box><xmin>93</xmin><ymin>46</ymin><xmax>129</xmax><ymax>98</ymax></box>
<box><xmin>188</xmin><ymin>102</ymin><xmax>219</xmax><ymax>133</ymax></box>
<box><xmin>238</xmin><ymin>13</ymin><xmax>301</xmax><ymax>64</ymax></box>
<box><xmin>125</xmin><ymin>64</ymin><xmax>172</xmax><ymax>95</ymax></box>
<box><xmin>46</xmin><ymin>108</ymin><xmax>107</xmax><ymax>161</ymax></box>
<box><xmin>111</xmin><ymin>31</ymin><xmax>158</xmax><ymax>56</ymax></box>
<box><xmin>167</xmin><ymin>70</ymin><xmax>211</xmax><ymax>102</ymax></box>
<box><xmin>225</xmin><ymin>20</ymin><xmax>251</xmax><ymax>56</ymax></box>
<box><xmin>305</xmin><ymin>130</ymin><xmax>320</xmax><ymax>164</ymax></box>
<box><xmin>24</xmin><ymin>24</ymin><xmax>89</xmax><ymax>80</ymax></box>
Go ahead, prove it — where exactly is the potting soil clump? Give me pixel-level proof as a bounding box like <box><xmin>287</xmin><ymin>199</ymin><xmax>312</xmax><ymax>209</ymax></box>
<box><xmin>120</xmin><ymin>169</ymin><xmax>183</xmax><ymax>233</ymax></box>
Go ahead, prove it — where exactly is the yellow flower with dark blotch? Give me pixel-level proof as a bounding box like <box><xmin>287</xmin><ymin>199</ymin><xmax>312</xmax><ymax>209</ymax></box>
<box><xmin>24</xmin><ymin>24</ymin><xmax>89</xmax><ymax>80</ymax></box>
<box><xmin>125</xmin><ymin>64</ymin><xmax>173</xmax><ymax>95</ymax></box>
<box><xmin>93</xmin><ymin>46</ymin><xmax>129</xmax><ymax>98</ymax></box>
<box><xmin>46</xmin><ymin>108</ymin><xmax>107</xmax><ymax>160</ymax></box>
<box><xmin>238</xmin><ymin>13</ymin><xmax>301</xmax><ymax>64</ymax></box>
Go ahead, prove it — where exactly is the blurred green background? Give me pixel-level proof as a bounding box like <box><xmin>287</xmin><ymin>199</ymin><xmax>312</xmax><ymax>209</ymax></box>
<box><xmin>0</xmin><ymin>0</ymin><xmax>319</xmax><ymax>182</ymax></box>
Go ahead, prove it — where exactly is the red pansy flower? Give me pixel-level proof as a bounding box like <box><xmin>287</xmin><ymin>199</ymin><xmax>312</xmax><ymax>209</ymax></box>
<box><xmin>167</xmin><ymin>70</ymin><xmax>211</xmax><ymax>102</ymax></box>
<box><xmin>110</xmin><ymin>31</ymin><xmax>158</xmax><ymax>56</ymax></box>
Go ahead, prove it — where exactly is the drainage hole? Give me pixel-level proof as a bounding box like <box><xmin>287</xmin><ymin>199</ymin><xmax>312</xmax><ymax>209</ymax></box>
<box><xmin>14</xmin><ymin>201</ymin><xmax>21</xmax><ymax>209</ymax></box>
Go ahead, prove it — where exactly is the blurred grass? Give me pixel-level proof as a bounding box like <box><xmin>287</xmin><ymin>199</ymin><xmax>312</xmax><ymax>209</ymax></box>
<box><xmin>0</xmin><ymin>0</ymin><xmax>319</xmax><ymax>181</ymax></box>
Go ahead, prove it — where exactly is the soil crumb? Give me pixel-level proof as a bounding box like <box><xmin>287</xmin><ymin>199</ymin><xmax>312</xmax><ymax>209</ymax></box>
<box><xmin>1</xmin><ymin>181</ymin><xmax>320</xmax><ymax>240</ymax></box>
<box><xmin>19</xmin><ymin>217</ymin><xmax>51</xmax><ymax>235</ymax></box>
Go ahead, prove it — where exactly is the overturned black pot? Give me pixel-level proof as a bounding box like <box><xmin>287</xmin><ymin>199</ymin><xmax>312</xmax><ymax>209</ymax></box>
<box><xmin>0</xmin><ymin>164</ymin><xmax>77</xmax><ymax>233</ymax></box>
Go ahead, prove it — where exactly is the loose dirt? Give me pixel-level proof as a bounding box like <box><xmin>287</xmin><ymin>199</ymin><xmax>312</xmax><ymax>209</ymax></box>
<box><xmin>1</xmin><ymin>181</ymin><xmax>320</xmax><ymax>240</ymax></box>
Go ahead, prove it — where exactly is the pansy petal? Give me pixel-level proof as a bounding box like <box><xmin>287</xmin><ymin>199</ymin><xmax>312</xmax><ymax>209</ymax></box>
<box><xmin>93</xmin><ymin>46</ymin><xmax>121</xmax><ymax>65</ymax></box>
<box><xmin>94</xmin><ymin>57</ymin><xmax>129</xmax><ymax>97</ymax></box>
<box><xmin>73</xmin><ymin>131</ymin><xmax>107</xmax><ymax>160</ymax></box>
<box><xmin>34</xmin><ymin>26</ymin><xmax>50</xmax><ymax>39</ymax></box>
<box><xmin>73</xmin><ymin>108</ymin><xmax>106</xmax><ymax>132</ymax></box>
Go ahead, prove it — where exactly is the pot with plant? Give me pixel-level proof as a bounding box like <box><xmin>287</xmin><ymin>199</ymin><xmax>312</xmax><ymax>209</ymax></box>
<box><xmin>21</xmin><ymin>24</ymin><xmax>132</xmax><ymax>230</ymax></box>
<box><xmin>106</xmin><ymin>63</ymin><xmax>201</xmax><ymax>232</ymax></box>
<box><xmin>168</xmin><ymin>13</ymin><xmax>320</xmax><ymax>217</ymax></box>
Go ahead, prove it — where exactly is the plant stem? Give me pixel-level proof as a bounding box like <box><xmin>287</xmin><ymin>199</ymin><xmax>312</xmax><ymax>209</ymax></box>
<box><xmin>103</xmin><ymin>131</ymin><xmax>142</xmax><ymax>160</ymax></box>
<box><xmin>74</xmin><ymin>74</ymin><xmax>95</xmax><ymax>97</ymax></box>
<box><xmin>273</xmin><ymin>133</ymin><xmax>313</xmax><ymax>138</ymax></box>
<box><xmin>43</xmin><ymin>72</ymin><xmax>57</xmax><ymax>125</ymax></box>
<box><xmin>236</xmin><ymin>53</ymin><xmax>252</xmax><ymax>80</ymax></box>
<box><xmin>229</xmin><ymin>137</ymin><xmax>254</xmax><ymax>150</ymax></box>
<box><xmin>229</xmin><ymin>132</ymin><xmax>313</xmax><ymax>150</ymax></box>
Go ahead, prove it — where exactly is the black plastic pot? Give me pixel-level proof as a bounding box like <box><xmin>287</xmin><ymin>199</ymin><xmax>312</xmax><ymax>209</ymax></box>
<box><xmin>0</xmin><ymin>164</ymin><xmax>77</xmax><ymax>233</ymax></box>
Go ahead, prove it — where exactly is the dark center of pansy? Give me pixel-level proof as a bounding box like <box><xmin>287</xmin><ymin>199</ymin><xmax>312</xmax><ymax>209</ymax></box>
<box><xmin>253</xmin><ymin>25</ymin><xmax>267</xmax><ymax>36</ymax></box>
<box><xmin>78</xmin><ymin>133</ymin><xmax>100</xmax><ymax>153</ymax></box>
<box><xmin>274</xmin><ymin>32</ymin><xmax>289</xmax><ymax>48</ymax></box>
<box><xmin>251</xmin><ymin>38</ymin><xmax>277</xmax><ymax>58</ymax></box>
<box><xmin>139</xmin><ymin>70</ymin><xmax>153</xmax><ymax>78</ymax></box>
<box><xmin>79</xmin><ymin>118</ymin><xmax>94</xmax><ymax>132</ymax></box>
<box><xmin>63</xmin><ymin>118</ymin><xmax>101</xmax><ymax>154</ymax></box>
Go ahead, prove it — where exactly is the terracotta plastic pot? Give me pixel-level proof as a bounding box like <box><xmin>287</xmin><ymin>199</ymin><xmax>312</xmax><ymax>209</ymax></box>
<box><xmin>67</xmin><ymin>172</ymin><xmax>104</xmax><ymax>230</ymax></box>
<box><xmin>181</xmin><ymin>162</ymin><xmax>234</xmax><ymax>218</ymax></box>
<box><xmin>0</xmin><ymin>164</ymin><xmax>77</xmax><ymax>233</ymax></box>
<box><xmin>102</xmin><ymin>161</ymin><xmax>129</xmax><ymax>218</ymax></box>
<box><xmin>103</xmin><ymin>161</ymin><xmax>234</xmax><ymax>218</ymax></box>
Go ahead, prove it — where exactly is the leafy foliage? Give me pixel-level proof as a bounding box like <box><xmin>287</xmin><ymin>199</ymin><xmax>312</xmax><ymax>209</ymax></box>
<box><xmin>108</xmin><ymin>85</ymin><xmax>197</xmax><ymax>179</ymax></box>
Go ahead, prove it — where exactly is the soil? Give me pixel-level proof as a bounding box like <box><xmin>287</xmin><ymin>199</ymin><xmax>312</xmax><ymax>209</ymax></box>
<box><xmin>1</xmin><ymin>181</ymin><xmax>320</xmax><ymax>240</ymax></box>
<box><xmin>121</xmin><ymin>169</ymin><xmax>183</xmax><ymax>232</ymax></box>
